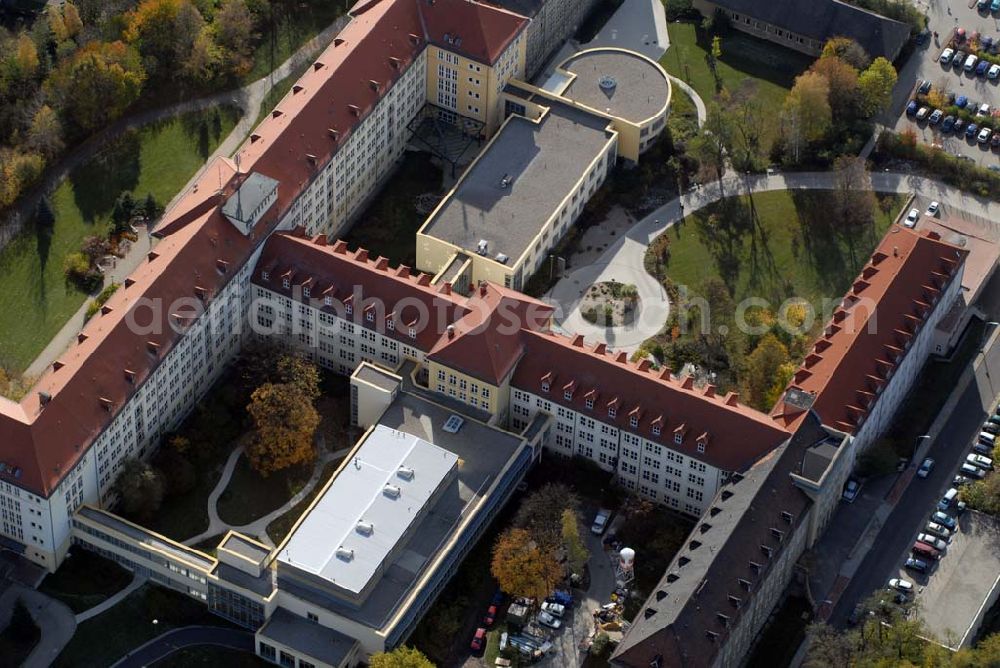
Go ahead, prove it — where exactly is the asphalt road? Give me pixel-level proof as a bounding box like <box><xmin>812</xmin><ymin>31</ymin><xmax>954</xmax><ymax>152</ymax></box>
<box><xmin>109</xmin><ymin>626</ymin><xmax>255</xmax><ymax>668</ymax></box>
<box><xmin>829</xmin><ymin>335</ymin><xmax>1000</xmax><ymax>627</ymax></box>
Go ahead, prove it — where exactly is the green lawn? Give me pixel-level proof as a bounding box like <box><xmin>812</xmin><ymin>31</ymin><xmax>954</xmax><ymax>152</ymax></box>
<box><xmin>38</xmin><ymin>548</ymin><xmax>133</xmax><ymax>614</ymax></box>
<box><xmin>266</xmin><ymin>460</ymin><xmax>342</xmax><ymax>544</ymax></box>
<box><xmin>243</xmin><ymin>1</ymin><xmax>350</xmax><ymax>84</ymax></box>
<box><xmin>0</xmin><ymin>105</ymin><xmax>241</xmax><ymax>375</ymax></box>
<box><xmin>152</xmin><ymin>646</ymin><xmax>271</xmax><ymax>667</ymax></box>
<box><xmin>342</xmin><ymin>152</ymin><xmax>444</xmax><ymax>268</ymax></box>
<box><xmin>53</xmin><ymin>585</ymin><xmax>233</xmax><ymax>668</ymax></box>
<box><xmin>660</xmin><ymin>22</ymin><xmax>812</xmax><ymax>151</ymax></box>
<box><xmin>216</xmin><ymin>454</ymin><xmax>313</xmax><ymax>526</ymax></box>
<box><xmin>652</xmin><ymin>189</ymin><xmax>907</xmax><ymax>312</ymax></box>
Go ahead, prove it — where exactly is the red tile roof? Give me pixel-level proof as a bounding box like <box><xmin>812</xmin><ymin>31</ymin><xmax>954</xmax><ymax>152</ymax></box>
<box><xmin>416</xmin><ymin>0</ymin><xmax>527</xmax><ymax>64</ymax></box>
<box><xmin>772</xmin><ymin>228</ymin><xmax>967</xmax><ymax>434</ymax></box>
<box><xmin>511</xmin><ymin>331</ymin><xmax>791</xmax><ymax>472</ymax></box>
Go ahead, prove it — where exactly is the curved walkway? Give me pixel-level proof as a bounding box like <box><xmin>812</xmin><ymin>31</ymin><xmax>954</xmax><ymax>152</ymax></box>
<box><xmin>109</xmin><ymin>625</ymin><xmax>254</xmax><ymax>668</ymax></box>
<box><xmin>74</xmin><ymin>574</ymin><xmax>146</xmax><ymax>624</ymax></box>
<box><xmin>5</xmin><ymin>584</ymin><xmax>78</xmax><ymax>668</ymax></box>
<box><xmin>184</xmin><ymin>445</ymin><xmax>352</xmax><ymax>549</ymax></box>
<box><xmin>669</xmin><ymin>75</ymin><xmax>708</xmax><ymax>126</ymax></box>
<box><xmin>548</xmin><ymin>170</ymin><xmax>1000</xmax><ymax>352</ymax></box>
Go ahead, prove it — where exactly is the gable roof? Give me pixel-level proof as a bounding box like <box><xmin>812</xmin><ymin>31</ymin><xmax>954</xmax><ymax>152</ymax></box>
<box><xmin>611</xmin><ymin>412</ymin><xmax>831</xmax><ymax>667</ymax></box>
<box><xmin>773</xmin><ymin>228</ymin><xmax>967</xmax><ymax>435</ymax></box>
<box><xmin>511</xmin><ymin>331</ymin><xmax>790</xmax><ymax>472</ymax></box>
<box><xmin>416</xmin><ymin>0</ymin><xmax>528</xmax><ymax>64</ymax></box>
<box><xmin>709</xmin><ymin>0</ymin><xmax>911</xmax><ymax>60</ymax></box>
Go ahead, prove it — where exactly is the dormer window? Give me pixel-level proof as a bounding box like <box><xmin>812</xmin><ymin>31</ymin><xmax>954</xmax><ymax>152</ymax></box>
<box><xmin>387</xmin><ymin>319</ymin><xmax>395</xmax><ymax>331</ymax></box>
<box><xmin>366</xmin><ymin>310</ymin><xmax>375</xmax><ymax>322</ymax></box>
<box><xmin>262</xmin><ymin>270</ymin><xmax>270</xmax><ymax>280</ymax></box>
<box><xmin>652</xmin><ymin>425</ymin><xmax>661</xmax><ymax>436</ymax></box>
<box><xmin>324</xmin><ymin>295</ymin><xmax>333</xmax><ymax>306</ymax></box>
<box><xmin>608</xmin><ymin>407</ymin><xmax>617</xmax><ymax>418</ymax></box>
<box><xmin>541</xmin><ymin>382</ymin><xmax>550</xmax><ymax>392</ymax></box>
<box><xmin>282</xmin><ymin>278</ymin><xmax>291</xmax><ymax>289</ymax></box>
<box><xmin>408</xmin><ymin>327</ymin><xmax>416</xmax><ymax>339</ymax></box>
<box><xmin>630</xmin><ymin>416</ymin><xmax>639</xmax><ymax>428</ymax></box>
<box><xmin>674</xmin><ymin>433</ymin><xmax>683</xmax><ymax>445</ymax></box>
<box><xmin>346</xmin><ymin>302</ymin><xmax>353</xmax><ymax>315</ymax></box>
<box><xmin>697</xmin><ymin>442</ymin><xmax>705</xmax><ymax>453</ymax></box>
<box><xmin>303</xmin><ymin>287</ymin><xmax>311</xmax><ymax>298</ymax></box>
<box><xmin>585</xmin><ymin>398</ymin><xmax>595</xmax><ymax>409</ymax></box>
<box><xmin>564</xmin><ymin>390</ymin><xmax>573</xmax><ymax>401</ymax></box>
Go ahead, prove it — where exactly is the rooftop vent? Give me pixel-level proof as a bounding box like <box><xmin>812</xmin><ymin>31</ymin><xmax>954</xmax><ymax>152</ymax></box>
<box><xmin>397</xmin><ymin>466</ymin><xmax>415</xmax><ymax>481</ymax></box>
<box><xmin>383</xmin><ymin>484</ymin><xmax>401</xmax><ymax>499</ymax></box>
<box><xmin>335</xmin><ymin>546</ymin><xmax>354</xmax><ymax>561</ymax></box>
<box><xmin>356</xmin><ymin>521</ymin><xmax>374</xmax><ymax>536</ymax></box>
<box><xmin>599</xmin><ymin>75</ymin><xmax>617</xmax><ymax>91</ymax></box>
<box><xmin>476</xmin><ymin>239</ymin><xmax>489</xmax><ymax>255</ymax></box>
<box><xmin>495</xmin><ymin>253</ymin><xmax>509</xmax><ymax>265</ymax></box>
<box><xmin>443</xmin><ymin>415</ymin><xmax>465</xmax><ymax>433</ymax></box>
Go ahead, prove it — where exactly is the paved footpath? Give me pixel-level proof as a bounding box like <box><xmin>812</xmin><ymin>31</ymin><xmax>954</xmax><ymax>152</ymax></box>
<box><xmin>547</xmin><ymin>170</ymin><xmax>1000</xmax><ymax>353</ymax></box>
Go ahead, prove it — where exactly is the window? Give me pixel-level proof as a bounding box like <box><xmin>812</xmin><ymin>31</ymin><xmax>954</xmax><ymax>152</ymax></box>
<box><xmin>307</xmin><ymin>611</ymin><xmax>319</xmax><ymax>622</ymax></box>
<box><xmin>259</xmin><ymin>643</ymin><xmax>276</xmax><ymax>661</ymax></box>
<box><xmin>542</xmin><ymin>382</ymin><xmax>550</xmax><ymax>392</ymax></box>
<box><xmin>261</xmin><ymin>270</ymin><xmax>270</xmax><ymax>280</ymax></box>
<box><xmin>608</xmin><ymin>407</ymin><xmax>617</xmax><ymax>418</ymax></box>
<box><xmin>408</xmin><ymin>327</ymin><xmax>416</xmax><ymax>339</ymax></box>
<box><xmin>345</xmin><ymin>302</ymin><xmax>353</xmax><ymax>315</ymax></box>
<box><xmin>387</xmin><ymin>319</ymin><xmax>395</xmax><ymax>331</ymax></box>
<box><xmin>366</xmin><ymin>310</ymin><xmax>374</xmax><ymax>322</ymax></box>
<box><xmin>282</xmin><ymin>278</ymin><xmax>290</xmax><ymax>289</ymax></box>
<box><xmin>652</xmin><ymin>425</ymin><xmax>661</xmax><ymax>436</ymax></box>
<box><xmin>323</xmin><ymin>295</ymin><xmax>333</xmax><ymax>306</ymax></box>
<box><xmin>629</xmin><ymin>416</ymin><xmax>639</xmax><ymax>428</ymax></box>
<box><xmin>585</xmin><ymin>398</ymin><xmax>594</xmax><ymax>409</ymax></box>
<box><xmin>564</xmin><ymin>390</ymin><xmax>573</xmax><ymax>400</ymax></box>
<box><xmin>697</xmin><ymin>442</ymin><xmax>705</xmax><ymax>453</ymax></box>
<box><xmin>303</xmin><ymin>287</ymin><xmax>311</xmax><ymax>298</ymax></box>
<box><xmin>674</xmin><ymin>433</ymin><xmax>683</xmax><ymax>445</ymax></box>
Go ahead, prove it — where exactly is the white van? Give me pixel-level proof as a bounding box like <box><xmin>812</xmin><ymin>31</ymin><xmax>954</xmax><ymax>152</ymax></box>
<box><xmin>938</xmin><ymin>487</ymin><xmax>958</xmax><ymax>511</ymax></box>
<box><xmin>978</xmin><ymin>431</ymin><xmax>996</xmax><ymax>444</ymax></box>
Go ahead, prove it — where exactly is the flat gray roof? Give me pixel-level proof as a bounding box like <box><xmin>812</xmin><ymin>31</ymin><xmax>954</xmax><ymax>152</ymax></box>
<box><xmin>561</xmin><ymin>50</ymin><xmax>669</xmax><ymax>124</ymax></box>
<box><xmin>353</xmin><ymin>363</ymin><xmax>401</xmax><ymax>393</ymax></box>
<box><xmin>422</xmin><ymin>102</ymin><xmax>613</xmax><ymax>265</ymax></box>
<box><xmin>220</xmin><ymin>532</ymin><xmax>270</xmax><ymax>564</ymax></box>
<box><xmin>277</xmin><ymin>425</ymin><xmax>458</xmax><ymax>594</ymax></box>
<box><xmin>78</xmin><ymin>506</ymin><xmax>215</xmax><ymax>572</ymax></box>
<box><xmin>222</xmin><ymin>171</ymin><xmax>279</xmax><ymax>224</ymax></box>
<box><xmin>279</xmin><ymin>390</ymin><xmax>526</xmax><ymax>630</ymax></box>
<box><xmin>259</xmin><ymin>607</ymin><xmax>357</xmax><ymax>666</ymax></box>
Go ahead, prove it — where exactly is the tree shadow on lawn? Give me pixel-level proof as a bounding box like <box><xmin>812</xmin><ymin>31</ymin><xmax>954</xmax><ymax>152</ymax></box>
<box><xmin>789</xmin><ymin>189</ymin><xmax>869</xmax><ymax>300</ymax></box>
<box><xmin>695</xmin><ymin>25</ymin><xmax>812</xmax><ymax>88</ymax></box>
<box><xmin>69</xmin><ymin>130</ymin><xmax>141</xmax><ymax>224</ymax></box>
<box><xmin>181</xmin><ymin>107</ymin><xmax>228</xmax><ymax>161</ymax></box>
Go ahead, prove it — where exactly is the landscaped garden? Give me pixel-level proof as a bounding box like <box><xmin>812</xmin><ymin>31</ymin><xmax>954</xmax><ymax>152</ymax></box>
<box><xmin>580</xmin><ymin>281</ymin><xmax>639</xmax><ymax>327</ymax></box>
<box><xmin>342</xmin><ymin>152</ymin><xmax>444</xmax><ymax>269</ymax></box>
<box><xmin>53</xmin><ymin>585</ymin><xmax>233</xmax><ymax>668</ymax></box>
<box><xmin>38</xmin><ymin>548</ymin><xmax>133</xmax><ymax>614</ymax></box>
<box><xmin>0</xmin><ymin>105</ymin><xmax>240</xmax><ymax>378</ymax></box>
<box><xmin>216</xmin><ymin>454</ymin><xmax>314</xmax><ymax>526</ymax></box>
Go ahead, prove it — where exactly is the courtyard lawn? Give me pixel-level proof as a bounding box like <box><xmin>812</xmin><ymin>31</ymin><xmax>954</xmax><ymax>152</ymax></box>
<box><xmin>216</xmin><ymin>454</ymin><xmax>313</xmax><ymax>527</ymax></box>
<box><xmin>0</xmin><ymin>106</ymin><xmax>240</xmax><ymax>375</ymax></box>
<box><xmin>660</xmin><ymin>22</ymin><xmax>813</xmax><ymax>151</ymax></box>
<box><xmin>53</xmin><ymin>585</ymin><xmax>232</xmax><ymax>668</ymax></box>
<box><xmin>38</xmin><ymin>548</ymin><xmax>133</xmax><ymax>614</ymax></box>
<box><xmin>342</xmin><ymin>152</ymin><xmax>444</xmax><ymax>269</ymax></box>
<box><xmin>651</xmin><ymin>189</ymin><xmax>907</xmax><ymax>313</ymax></box>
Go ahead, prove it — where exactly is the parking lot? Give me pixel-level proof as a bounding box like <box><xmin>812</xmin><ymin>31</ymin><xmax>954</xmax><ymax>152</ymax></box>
<box><xmin>892</xmin><ymin>0</ymin><xmax>1000</xmax><ymax>167</ymax></box>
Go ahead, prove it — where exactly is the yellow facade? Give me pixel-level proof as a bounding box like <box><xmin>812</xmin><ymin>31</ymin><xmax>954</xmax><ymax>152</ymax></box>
<box><xmin>426</xmin><ymin>360</ymin><xmax>502</xmax><ymax>416</ymax></box>
<box><xmin>424</xmin><ymin>32</ymin><xmax>526</xmax><ymax>137</ymax></box>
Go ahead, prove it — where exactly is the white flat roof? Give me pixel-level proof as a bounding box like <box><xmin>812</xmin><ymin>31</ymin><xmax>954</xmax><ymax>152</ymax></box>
<box><xmin>277</xmin><ymin>425</ymin><xmax>458</xmax><ymax>594</ymax></box>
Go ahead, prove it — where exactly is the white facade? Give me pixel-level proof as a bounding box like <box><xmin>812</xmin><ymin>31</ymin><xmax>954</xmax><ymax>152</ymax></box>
<box><xmin>509</xmin><ymin>388</ymin><xmax>722</xmax><ymax>517</ymax></box>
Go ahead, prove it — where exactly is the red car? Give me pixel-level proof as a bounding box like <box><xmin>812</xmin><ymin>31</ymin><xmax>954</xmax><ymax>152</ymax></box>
<box><xmin>471</xmin><ymin>627</ymin><xmax>487</xmax><ymax>651</ymax></box>
<box><xmin>483</xmin><ymin>605</ymin><xmax>497</xmax><ymax>626</ymax></box>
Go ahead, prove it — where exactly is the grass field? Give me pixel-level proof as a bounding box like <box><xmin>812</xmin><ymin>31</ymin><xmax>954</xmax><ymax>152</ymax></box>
<box><xmin>243</xmin><ymin>0</ymin><xmax>349</xmax><ymax>83</ymax></box>
<box><xmin>53</xmin><ymin>585</ymin><xmax>233</xmax><ymax>668</ymax></box>
<box><xmin>0</xmin><ymin>106</ymin><xmax>240</xmax><ymax>375</ymax></box>
<box><xmin>660</xmin><ymin>22</ymin><xmax>812</xmax><ymax>151</ymax></box>
<box><xmin>652</xmin><ymin>189</ymin><xmax>907</xmax><ymax>312</ymax></box>
<box><xmin>38</xmin><ymin>548</ymin><xmax>133</xmax><ymax>614</ymax></box>
<box><xmin>216</xmin><ymin>454</ymin><xmax>313</xmax><ymax>526</ymax></box>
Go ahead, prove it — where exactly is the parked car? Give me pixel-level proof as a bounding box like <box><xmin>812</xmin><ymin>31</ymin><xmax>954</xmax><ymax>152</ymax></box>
<box><xmin>540</xmin><ymin>601</ymin><xmax>565</xmax><ymax>618</ymax></box>
<box><xmin>978</xmin><ymin>103</ymin><xmax>991</xmax><ymax>116</ymax></box>
<box><xmin>953</xmin><ymin>52</ymin><xmax>967</xmax><ymax>69</ymax></box>
<box><xmin>906</xmin><ymin>100</ymin><xmax>919</xmax><ymax>116</ymax></box>
<box><xmin>903</xmin><ymin>209</ymin><xmax>919</xmax><ymax>228</ymax></box>
<box><xmin>919</xmin><ymin>78</ymin><xmax>933</xmax><ymax>94</ymax></box>
<box><xmin>942</xmin><ymin>115</ymin><xmax>956</xmax><ymax>132</ymax></box>
<box><xmin>889</xmin><ymin>578</ymin><xmax>914</xmax><ymax>593</ymax></box>
<box><xmin>967</xmin><ymin>122</ymin><xmax>979</xmax><ymax>138</ymax></box>
<box><xmin>926</xmin><ymin>520</ymin><xmax>952</xmax><ymax>538</ymax></box>
<box><xmin>954</xmin><ymin>474</ymin><xmax>971</xmax><ymax>487</ymax></box>
<box><xmin>941</xmin><ymin>47</ymin><xmax>955</xmax><ymax>64</ymax></box>
<box><xmin>842</xmin><ymin>478</ymin><xmax>862</xmax><ymax>502</ymax></box>
<box><xmin>957</xmin><ymin>95</ymin><xmax>969</xmax><ymax>109</ymax></box>
<box><xmin>983</xmin><ymin>422</ymin><xmax>1000</xmax><ymax>434</ymax></box>
<box><xmin>993</xmin><ymin>0</ymin><xmax>1000</xmax><ymax>11</ymax></box>
<box><xmin>973</xmin><ymin>442</ymin><xmax>993</xmax><ymax>456</ymax></box>
<box><xmin>967</xmin><ymin>453</ymin><xmax>993</xmax><ymax>469</ymax></box>
<box><xmin>966</xmin><ymin>55</ymin><xmax>979</xmax><ymax>72</ymax></box>
<box><xmin>989</xmin><ymin>414</ymin><xmax>1000</xmax><ymax>426</ymax></box>
<box><xmin>917</xmin><ymin>457</ymin><xmax>935</xmax><ymax>478</ymax></box>
<box><xmin>917</xmin><ymin>533</ymin><xmax>948</xmax><ymax>551</ymax></box>
<box><xmin>905</xmin><ymin>557</ymin><xmax>929</xmax><ymax>573</ymax></box>
<box><xmin>546</xmin><ymin>590</ymin><xmax>573</xmax><ymax>607</ymax></box>
<box><xmin>537</xmin><ymin>611</ymin><xmax>561</xmax><ymax>629</ymax></box>
<box><xmin>471</xmin><ymin>627</ymin><xmax>487</xmax><ymax>651</ymax></box>
<box><xmin>990</xmin><ymin>64</ymin><xmax>1000</xmax><ymax>79</ymax></box>
<box><xmin>980</xmin><ymin>127</ymin><xmax>994</xmax><ymax>144</ymax></box>
<box><xmin>961</xmin><ymin>462</ymin><xmax>986</xmax><ymax>478</ymax></box>
<box><xmin>913</xmin><ymin>541</ymin><xmax>941</xmax><ymax>560</ymax></box>
<box><xmin>925</xmin><ymin>201</ymin><xmax>940</xmax><ymax>217</ymax></box>
<box><xmin>938</xmin><ymin>487</ymin><xmax>959</xmax><ymax>511</ymax></box>
<box><xmin>591</xmin><ymin>509</ymin><xmax>610</xmax><ymax>535</ymax></box>
<box><xmin>977</xmin><ymin>60</ymin><xmax>990</xmax><ymax>77</ymax></box>
<box><xmin>929</xmin><ymin>109</ymin><xmax>943</xmax><ymax>124</ymax></box>
<box><xmin>931</xmin><ymin>511</ymin><xmax>958</xmax><ymax>531</ymax></box>
<box><xmin>483</xmin><ymin>605</ymin><xmax>497</xmax><ymax>626</ymax></box>
<box><xmin>917</xmin><ymin>106</ymin><xmax>931</xmax><ymax>121</ymax></box>
<box><xmin>955</xmin><ymin>118</ymin><xmax>966</xmax><ymax>133</ymax></box>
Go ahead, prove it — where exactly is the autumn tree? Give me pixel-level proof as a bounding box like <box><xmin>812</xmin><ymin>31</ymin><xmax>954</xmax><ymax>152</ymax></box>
<box><xmin>28</xmin><ymin>105</ymin><xmax>64</xmax><ymax>158</ymax></box>
<box><xmin>513</xmin><ymin>482</ymin><xmax>580</xmax><ymax>551</ymax></box>
<box><xmin>561</xmin><ymin>508</ymin><xmax>589</xmax><ymax>576</ymax></box>
<box><xmin>126</xmin><ymin>0</ymin><xmax>206</xmax><ymax>78</ymax></box>
<box><xmin>858</xmin><ymin>57</ymin><xmax>898</xmax><ymax>117</ymax></box>
<box><xmin>491</xmin><ymin>527</ymin><xmax>563</xmax><ymax>602</ymax></box>
<box><xmin>831</xmin><ymin>155</ymin><xmax>877</xmax><ymax>247</ymax></box>
<box><xmin>723</xmin><ymin>81</ymin><xmax>767</xmax><ymax>173</ymax></box>
<box><xmin>63</xmin><ymin>2</ymin><xmax>85</xmax><ymax>39</ymax></box>
<box><xmin>781</xmin><ymin>71</ymin><xmax>832</xmax><ymax>163</ymax></box>
<box><xmin>13</xmin><ymin>33</ymin><xmax>40</xmax><ymax>81</ymax></box>
<box><xmin>742</xmin><ymin>333</ymin><xmax>790</xmax><ymax>410</ymax></box>
<box><xmin>213</xmin><ymin>0</ymin><xmax>256</xmax><ymax>76</ymax></box>
<box><xmin>181</xmin><ymin>28</ymin><xmax>221</xmax><ymax>84</ymax></box>
<box><xmin>821</xmin><ymin>36</ymin><xmax>870</xmax><ymax>70</ymax></box>
<box><xmin>114</xmin><ymin>458</ymin><xmax>165</xmax><ymax>520</ymax></box>
<box><xmin>46</xmin><ymin>41</ymin><xmax>146</xmax><ymax>131</ymax></box>
<box><xmin>810</xmin><ymin>56</ymin><xmax>860</xmax><ymax>118</ymax></box>
<box><xmin>369</xmin><ymin>646</ymin><xmax>434</xmax><ymax>668</ymax></box>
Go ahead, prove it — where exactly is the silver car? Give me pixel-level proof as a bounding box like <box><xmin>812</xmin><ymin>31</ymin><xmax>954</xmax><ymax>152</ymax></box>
<box><xmin>926</xmin><ymin>521</ymin><xmax>952</xmax><ymax>538</ymax></box>
<box><xmin>916</xmin><ymin>533</ymin><xmax>947</xmax><ymax>551</ymax></box>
